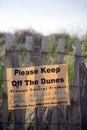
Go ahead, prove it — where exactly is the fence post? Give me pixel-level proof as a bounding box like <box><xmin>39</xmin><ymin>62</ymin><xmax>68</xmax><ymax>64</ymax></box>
<box><xmin>49</xmin><ymin>38</ymin><xmax>65</xmax><ymax>130</ymax></box>
<box><xmin>11</xmin><ymin>45</ymin><xmax>22</xmax><ymax>130</ymax></box>
<box><xmin>79</xmin><ymin>63</ymin><xmax>87</xmax><ymax>130</ymax></box>
<box><xmin>41</xmin><ymin>37</ymin><xmax>48</xmax><ymax>65</ymax></box>
<box><xmin>24</xmin><ymin>36</ymin><xmax>33</xmax><ymax>67</ymax></box>
<box><xmin>58</xmin><ymin>38</ymin><xmax>67</xmax><ymax>130</ymax></box>
<box><xmin>23</xmin><ymin>36</ymin><xmax>34</xmax><ymax>130</ymax></box>
<box><xmin>2</xmin><ymin>33</ymin><xmax>12</xmax><ymax>130</ymax></box>
<box><xmin>57</xmin><ymin>38</ymin><xmax>65</xmax><ymax>64</ymax></box>
<box><xmin>70</xmin><ymin>40</ymin><xmax>82</xmax><ymax>130</ymax></box>
<box><xmin>34</xmin><ymin>36</ymin><xmax>48</xmax><ymax>130</ymax></box>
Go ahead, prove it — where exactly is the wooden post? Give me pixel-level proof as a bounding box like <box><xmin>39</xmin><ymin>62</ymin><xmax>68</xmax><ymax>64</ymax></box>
<box><xmin>49</xmin><ymin>38</ymin><xmax>65</xmax><ymax>130</ymax></box>
<box><xmin>11</xmin><ymin>45</ymin><xmax>22</xmax><ymax>130</ymax></box>
<box><xmin>34</xmin><ymin>37</ymin><xmax>48</xmax><ymax>130</ymax></box>
<box><xmin>2</xmin><ymin>33</ymin><xmax>12</xmax><ymax>130</ymax></box>
<box><xmin>70</xmin><ymin>41</ymin><xmax>82</xmax><ymax>130</ymax></box>
<box><xmin>41</xmin><ymin>37</ymin><xmax>48</xmax><ymax>65</ymax></box>
<box><xmin>24</xmin><ymin>36</ymin><xmax>33</xmax><ymax>67</ymax></box>
<box><xmin>24</xmin><ymin>36</ymin><xmax>34</xmax><ymax>130</ymax></box>
<box><xmin>58</xmin><ymin>38</ymin><xmax>70</xmax><ymax>130</ymax></box>
<box><xmin>58</xmin><ymin>38</ymin><xmax>67</xmax><ymax>130</ymax></box>
<box><xmin>57</xmin><ymin>38</ymin><xmax>65</xmax><ymax>64</ymax></box>
<box><xmin>79</xmin><ymin>63</ymin><xmax>87</xmax><ymax>130</ymax></box>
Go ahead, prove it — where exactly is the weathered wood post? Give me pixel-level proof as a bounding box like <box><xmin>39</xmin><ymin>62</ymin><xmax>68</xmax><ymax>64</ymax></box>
<box><xmin>49</xmin><ymin>38</ymin><xmax>65</xmax><ymax>130</ymax></box>
<box><xmin>70</xmin><ymin>40</ymin><xmax>82</xmax><ymax>130</ymax></box>
<box><xmin>57</xmin><ymin>38</ymin><xmax>65</xmax><ymax>64</ymax></box>
<box><xmin>24</xmin><ymin>36</ymin><xmax>34</xmax><ymax>130</ymax></box>
<box><xmin>2</xmin><ymin>33</ymin><xmax>12</xmax><ymax>130</ymax></box>
<box><xmin>57</xmin><ymin>38</ymin><xmax>67</xmax><ymax>130</ymax></box>
<box><xmin>11</xmin><ymin>44</ymin><xmax>22</xmax><ymax>130</ymax></box>
<box><xmin>34</xmin><ymin>36</ymin><xmax>48</xmax><ymax>130</ymax></box>
<box><xmin>24</xmin><ymin>36</ymin><xmax>33</xmax><ymax>67</ymax></box>
<box><xmin>79</xmin><ymin>63</ymin><xmax>87</xmax><ymax>130</ymax></box>
<box><xmin>41</xmin><ymin>37</ymin><xmax>48</xmax><ymax>130</ymax></box>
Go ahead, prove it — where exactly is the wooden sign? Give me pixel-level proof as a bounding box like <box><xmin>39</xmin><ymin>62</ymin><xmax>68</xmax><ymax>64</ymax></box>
<box><xmin>7</xmin><ymin>64</ymin><xmax>70</xmax><ymax>110</ymax></box>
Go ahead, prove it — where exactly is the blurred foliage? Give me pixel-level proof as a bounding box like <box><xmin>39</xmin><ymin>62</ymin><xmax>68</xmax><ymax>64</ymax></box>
<box><xmin>0</xmin><ymin>56</ymin><xmax>4</xmax><ymax>96</ymax></box>
<box><xmin>29</xmin><ymin>119</ymin><xmax>34</xmax><ymax>130</ymax></box>
<box><xmin>47</xmin><ymin>36</ymin><xmax>58</xmax><ymax>64</ymax></box>
<box><xmin>81</xmin><ymin>33</ymin><xmax>87</xmax><ymax>62</ymax></box>
<box><xmin>0</xmin><ymin>30</ymin><xmax>87</xmax><ymax>93</ymax></box>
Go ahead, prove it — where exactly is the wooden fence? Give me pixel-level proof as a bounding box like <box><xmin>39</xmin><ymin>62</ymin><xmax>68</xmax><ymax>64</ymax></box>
<box><xmin>0</xmin><ymin>33</ymin><xmax>86</xmax><ymax>130</ymax></box>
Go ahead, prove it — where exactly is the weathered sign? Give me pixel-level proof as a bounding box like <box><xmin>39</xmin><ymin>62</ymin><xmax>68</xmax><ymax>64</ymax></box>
<box><xmin>7</xmin><ymin>64</ymin><xmax>70</xmax><ymax>110</ymax></box>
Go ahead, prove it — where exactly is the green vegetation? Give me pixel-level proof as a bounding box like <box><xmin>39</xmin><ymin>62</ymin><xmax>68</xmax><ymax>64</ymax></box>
<box><xmin>0</xmin><ymin>30</ymin><xmax>87</xmax><ymax>96</ymax></box>
<box><xmin>30</xmin><ymin>119</ymin><xmax>34</xmax><ymax>130</ymax></box>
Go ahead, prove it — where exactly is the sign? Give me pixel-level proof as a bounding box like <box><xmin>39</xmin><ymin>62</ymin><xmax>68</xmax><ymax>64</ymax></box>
<box><xmin>7</xmin><ymin>64</ymin><xmax>70</xmax><ymax>110</ymax></box>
